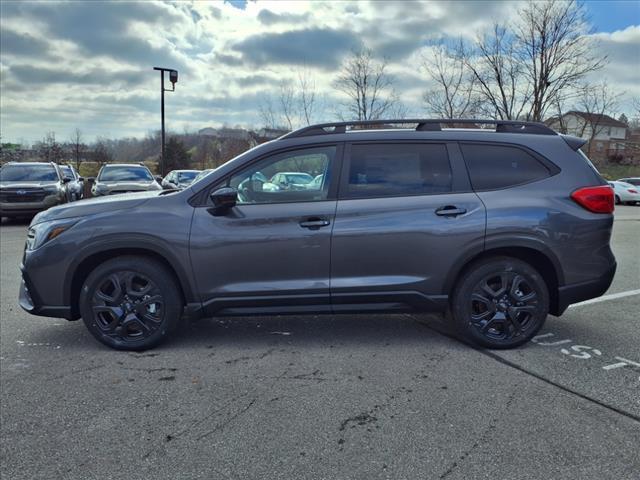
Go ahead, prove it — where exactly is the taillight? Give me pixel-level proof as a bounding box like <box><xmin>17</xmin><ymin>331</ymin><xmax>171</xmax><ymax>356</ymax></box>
<box><xmin>629</xmin><ymin>189</ymin><xmax>638</xmax><ymax>194</ymax></box>
<box><xmin>571</xmin><ymin>186</ymin><xmax>614</xmax><ymax>214</ymax></box>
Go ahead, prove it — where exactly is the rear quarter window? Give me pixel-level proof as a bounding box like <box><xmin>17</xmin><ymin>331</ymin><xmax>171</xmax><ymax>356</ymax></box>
<box><xmin>461</xmin><ymin>144</ymin><xmax>551</xmax><ymax>191</ymax></box>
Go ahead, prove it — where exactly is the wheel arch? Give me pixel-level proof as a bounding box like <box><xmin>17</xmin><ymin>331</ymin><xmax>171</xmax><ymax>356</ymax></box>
<box><xmin>66</xmin><ymin>245</ymin><xmax>198</xmax><ymax>319</ymax></box>
<box><xmin>445</xmin><ymin>242</ymin><xmax>564</xmax><ymax>316</ymax></box>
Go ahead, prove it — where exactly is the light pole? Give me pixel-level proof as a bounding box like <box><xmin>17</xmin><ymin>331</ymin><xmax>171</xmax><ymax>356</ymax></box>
<box><xmin>153</xmin><ymin>67</ymin><xmax>178</xmax><ymax>176</ymax></box>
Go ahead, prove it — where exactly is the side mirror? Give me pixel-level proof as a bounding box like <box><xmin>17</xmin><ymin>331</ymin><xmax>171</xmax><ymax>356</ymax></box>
<box><xmin>62</xmin><ymin>177</ymin><xmax>72</xmax><ymax>183</ymax></box>
<box><xmin>208</xmin><ymin>187</ymin><xmax>237</xmax><ymax>216</ymax></box>
<box><xmin>78</xmin><ymin>176</ymin><xmax>85</xmax><ymax>182</ymax></box>
<box><xmin>155</xmin><ymin>175</ymin><xmax>163</xmax><ymax>183</ymax></box>
<box><xmin>87</xmin><ymin>177</ymin><xmax>96</xmax><ymax>183</ymax></box>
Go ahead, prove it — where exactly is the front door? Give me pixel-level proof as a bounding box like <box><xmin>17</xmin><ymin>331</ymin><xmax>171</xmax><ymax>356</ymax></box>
<box><xmin>330</xmin><ymin>141</ymin><xmax>486</xmax><ymax>312</ymax></box>
<box><xmin>190</xmin><ymin>144</ymin><xmax>342</xmax><ymax>316</ymax></box>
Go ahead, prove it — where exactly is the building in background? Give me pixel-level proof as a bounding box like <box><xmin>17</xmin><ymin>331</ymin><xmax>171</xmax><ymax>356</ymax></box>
<box><xmin>546</xmin><ymin>111</ymin><xmax>631</xmax><ymax>163</ymax></box>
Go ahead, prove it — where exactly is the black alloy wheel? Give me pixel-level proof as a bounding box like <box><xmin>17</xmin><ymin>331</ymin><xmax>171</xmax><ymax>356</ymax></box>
<box><xmin>91</xmin><ymin>271</ymin><xmax>164</xmax><ymax>343</ymax></box>
<box><xmin>470</xmin><ymin>271</ymin><xmax>539</xmax><ymax>342</ymax></box>
<box><xmin>451</xmin><ymin>257</ymin><xmax>549</xmax><ymax>349</ymax></box>
<box><xmin>80</xmin><ymin>256</ymin><xmax>182</xmax><ymax>350</ymax></box>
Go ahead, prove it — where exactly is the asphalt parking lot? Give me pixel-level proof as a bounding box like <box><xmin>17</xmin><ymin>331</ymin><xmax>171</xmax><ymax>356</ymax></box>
<box><xmin>1</xmin><ymin>207</ymin><xmax>639</xmax><ymax>480</ymax></box>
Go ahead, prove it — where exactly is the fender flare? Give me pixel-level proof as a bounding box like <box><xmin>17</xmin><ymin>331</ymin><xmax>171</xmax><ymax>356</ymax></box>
<box><xmin>443</xmin><ymin>234</ymin><xmax>565</xmax><ymax>295</ymax></box>
<box><xmin>63</xmin><ymin>234</ymin><xmax>200</xmax><ymax>307</ymax></box>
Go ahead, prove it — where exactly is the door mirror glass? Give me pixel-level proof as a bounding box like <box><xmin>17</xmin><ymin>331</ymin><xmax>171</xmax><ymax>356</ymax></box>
<box><xmin>209</xmin><ymin>187</ymin><xmax>237</xmax><ymax>215</ymax></box>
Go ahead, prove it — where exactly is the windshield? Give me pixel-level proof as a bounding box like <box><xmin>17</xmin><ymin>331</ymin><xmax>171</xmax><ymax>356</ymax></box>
<box><xmin>61</xmin><ymin>166</ymin><xmax>76</xmax><ymax>179</ymax></box>
<box><xmin>285</xmin><ymin>173</ymin><xmax>313</xmax><ymax>184</ymax></box>
<box><xmin>193</xmin><ymin>169</ymin><xmax>213</xmax><ymax>183</ymax></box>
<box><xmin>98</xmin><ymin>166</ymin><xmax>153</xmax><ymax>182</ymax></box>
<box><xmin>178</xmin><ymin>171</ymin><xmax>199</xmax><ymax>183</ymax></box>
<box><xmin>0</xmin><ymin>164</ymin><xmax>58</xmax><ymax>182</ymax></box>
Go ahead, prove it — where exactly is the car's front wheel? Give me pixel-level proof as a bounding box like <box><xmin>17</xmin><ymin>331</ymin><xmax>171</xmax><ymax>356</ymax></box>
<box><xmin>79</xmin><ymin>256</ymin><xmax>182</xmax><ymax>350</ymax></box>
<box><xmin>451</xmin><ymin>257</ymin><xmax>549</xmax><ymax>349</ymax></box>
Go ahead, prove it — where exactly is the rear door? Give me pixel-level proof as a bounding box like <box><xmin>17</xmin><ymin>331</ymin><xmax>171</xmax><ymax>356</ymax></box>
<box><xmin>330</xmin><ymin>141</ymin><xmax>486</xmax><ymax>312</ymax></box>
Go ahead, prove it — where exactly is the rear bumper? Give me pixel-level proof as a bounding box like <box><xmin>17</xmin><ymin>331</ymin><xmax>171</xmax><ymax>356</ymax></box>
<box><xmin>555</xmin><ymin>262</ymin><xmax>616</xmax><ymax>315</ymax></box>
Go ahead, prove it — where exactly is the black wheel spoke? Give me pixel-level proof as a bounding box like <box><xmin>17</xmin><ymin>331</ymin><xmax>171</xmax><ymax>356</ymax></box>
<box><xmin>470</xmin><ymin>268</ymin><xmax>542</xmax><ymax>342</ymax></box>
<box><xmin>90</xmin><ymin>270</ymin><xmax>164</xmax><ymax>344</ymax></box>
<box><xmin>481</xmin><ymin>316</ymin><xmax>501</xmax><ymax>334</ymax></box>
<box><xmin>508</xmin><ymin>312</ymin><xmax>523</xmax><ymax>335</ymax></box>
<box><xmin>95</xmin><ymin>274</ymin><xmax>124</xmax><ymax>303</ymax></box>
<box><xmin>511</xmin><ymin>305</ymin><xmax>537</xmax><ymax>315</ymax></box>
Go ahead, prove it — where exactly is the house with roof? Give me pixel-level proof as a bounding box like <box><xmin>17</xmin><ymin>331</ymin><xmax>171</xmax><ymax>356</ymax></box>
<box><xmin>546</xmin><ymin>111</ymin><xmax>629</xmax><ymax>162</ymax></box>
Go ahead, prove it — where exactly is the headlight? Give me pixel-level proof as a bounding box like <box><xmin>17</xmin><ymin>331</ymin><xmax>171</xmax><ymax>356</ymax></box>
<box><xmin>92</xmin><ymin>183</ymin><xmax>107</xmax><ymax>195</ymax></box>
<box><xmin>26</xmin><ymin>219</ymin><xmax>78</xmax><ymax>251</ymax></box>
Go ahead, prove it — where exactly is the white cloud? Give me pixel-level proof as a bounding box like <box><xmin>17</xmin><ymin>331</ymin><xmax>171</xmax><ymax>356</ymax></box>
<box><xmin>0</xmin><ymin>0</ymin><xmax>638</xmax><ymax>144</ymax></box>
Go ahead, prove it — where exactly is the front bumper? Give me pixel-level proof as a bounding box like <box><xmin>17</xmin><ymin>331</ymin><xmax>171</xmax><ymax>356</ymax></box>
<box><xmin>19</xmin><ymin>264</ymin><xmax>76</xmax><ymax>320</ymax></box>
<box><xmin>555</xmin><ymin>262</ymin><xmax>617</xmax><ymax>315</ymax></box>
<box><xmin>0</xmin><ymin>196</ymin><xmax>64</xmax><ymax>217</ymax></box>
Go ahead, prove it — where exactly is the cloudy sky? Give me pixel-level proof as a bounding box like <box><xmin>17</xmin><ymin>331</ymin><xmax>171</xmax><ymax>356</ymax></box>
<box><xmin>1</xmin><ymin>0</ymin><xmax>639</xmax><ymax>144</ymax></box>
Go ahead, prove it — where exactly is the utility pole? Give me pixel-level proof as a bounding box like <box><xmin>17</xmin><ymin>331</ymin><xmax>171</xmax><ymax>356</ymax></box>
<box><xmin>153</xmin><ymin>67</ymin><xmax>178</xmax><ymax>176</ymax></box>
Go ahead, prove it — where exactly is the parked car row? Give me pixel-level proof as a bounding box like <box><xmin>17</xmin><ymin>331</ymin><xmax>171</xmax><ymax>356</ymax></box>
<box><xmin>0</xmin><ymin>162</ymin><xmax>218</xmax><ymax>219</ymax></box>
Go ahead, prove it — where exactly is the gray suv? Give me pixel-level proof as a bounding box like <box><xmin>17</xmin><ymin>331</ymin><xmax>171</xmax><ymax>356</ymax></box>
<box><xmin>0</xmin><ymin>162</ymin><xmax>71</xmax><ymax>219</ymax></box>
<box><xmin>90</xmin><ymin>163</ymin><xmax>161</xmax><ymax>196</ymax></box>
<box><xmin>19</xmin><ymin>119</ymin><xmax>616</xmax><ymax>351</ymax></box>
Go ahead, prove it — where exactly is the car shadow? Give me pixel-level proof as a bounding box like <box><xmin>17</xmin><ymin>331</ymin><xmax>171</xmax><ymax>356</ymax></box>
<box><xmin>23</xmin><ymin>313</ymin><xmax>466</xmax><ymax>353</ymax></box>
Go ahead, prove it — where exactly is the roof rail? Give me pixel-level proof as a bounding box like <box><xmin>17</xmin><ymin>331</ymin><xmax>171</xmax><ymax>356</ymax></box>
<box><xmin>280</xmin><ymin>119</ymin><xmax>557</xmax><ymax>139</ymax></box>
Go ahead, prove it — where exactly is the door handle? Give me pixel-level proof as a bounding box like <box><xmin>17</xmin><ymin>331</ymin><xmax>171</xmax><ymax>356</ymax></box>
<box><xmin>435</xmin><ymin>205</ymin><xmax>467</xmax><ymax>217</ymax></box>
<box><xmin>299</xmin><ymin>218</ymin><xmax>331</xmax><ymax>229</ymax></box>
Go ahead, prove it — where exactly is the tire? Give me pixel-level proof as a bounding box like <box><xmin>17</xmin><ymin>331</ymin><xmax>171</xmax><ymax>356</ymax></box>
<box><xmin>615</xmin><ymin>195</ymin><xmax>621</xmax><ymax>205</ymax></box>
<box><xmin>451</xmin><ymin>256</ymin><xmax>549</xmax><ymax>349</ymax></box>
<box><xmin>79</xmin><ymin>256</ymin><xmax>183</xmax><ymax>350</ymax></box>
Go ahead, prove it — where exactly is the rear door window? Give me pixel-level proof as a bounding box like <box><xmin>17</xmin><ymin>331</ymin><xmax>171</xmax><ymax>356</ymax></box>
<box><xmin>461</xmin><ymin>144</ymin><xmax>551</xmax><ymax>190</ymax></box>
<box><xmin>342</xmin><ymin>143</ymin><xmax>452</xmax><ymax>199</ymax></box>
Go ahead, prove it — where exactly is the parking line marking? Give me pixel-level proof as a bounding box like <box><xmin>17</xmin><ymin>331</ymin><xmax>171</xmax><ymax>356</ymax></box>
<box><xmin>569</xmin><ymin>289</ymin><xmax>640</xmax><ymax>308</ymax></box>
<box><xmin>615</xmin><ymin>356</ymin><xmax>640</xmax><ymax>368</ymax></box>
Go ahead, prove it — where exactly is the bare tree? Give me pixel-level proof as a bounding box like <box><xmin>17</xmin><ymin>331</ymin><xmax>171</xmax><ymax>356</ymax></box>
<box><xmin>333</xmin><ymin>47</ymin><xmax>401</xmax><ymax>121</ymax></box>
<box><xmin>630</xmin><ymin>98</ymin><xmax>640</xmax><ymax>128</ymax></box>
<box><xmin>459</xmin><ymin>25</ymin><xmax>532</xmax><ymax>120</ymax></box>
<box><xmin>422</xmin><ymin>43</ymin><xmax>478</xmax><ymax>119</ymax></box>
<box><xmin>574</xmin><ymin>82</ymin><xmax>622</xmax><ymax>156</ymax></box>
<box><xmin>258</xmin><ymin>69</ymin><xmax>321</xmax><ymax>130</ymax></box>
<box><xmin>298</xmin><ymin>68</ymin><xmax>318</xmax><ymax>126</ymax></box>
<box><xmin>36</xmin><ymin>132</ymin><xmax>65</xmax><ymax>164</ymax></box>
<box><xmin>92</xmin><ymin>137</ymin><xmax>113</xmax><ymax>166</ymax></box>
<box><xmin>516</xmin><ymin>0</ymin><xmax>606</xmax><ymax>121</ymax></box>
<box><xmin>258</xmin><ymin>95</ymin><xmax>282</xmax><ymax>130</ymax></box>
<box><xmin>69</xmin><ymin>128</ymin><xmax>86</xmax><ymax>171</ymax></box>
<box><xmin>278</xmin><ymin>82</ymin><xmax>296</xmax><ymax>130</ymax></box>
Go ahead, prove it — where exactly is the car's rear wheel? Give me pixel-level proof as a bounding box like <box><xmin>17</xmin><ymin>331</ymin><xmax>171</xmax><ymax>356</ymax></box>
<box><xmin>615</xmin><ymin>195</ymin><xmax>621</xmax><ymax>205</ymax></box>
<box><xmin>79</xmin><ymin>256</ymin><xmax>182</xmax><ymax>350</ymax></box>
<box><xmin>451</xmin><ymin>257</ymin><xmax>549</xmax><ymax>349</ymax></box>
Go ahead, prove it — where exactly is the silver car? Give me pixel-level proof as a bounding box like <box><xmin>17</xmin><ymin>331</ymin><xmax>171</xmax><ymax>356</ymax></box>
<box><xmin>61</xmin><ymin>165</ymin><xmax>84</xmax><ymax>201</ymax></box>
<box><xmin>161</xmin><ymin>169</ymin><xmax>201</xmax><ymax>190</ymax></box>
<box><xmin>91</xmin><ymin>164</ymin><xmax>162</xmax><ymax>197</ymax></box>
<box><xmin>0</xmin><ymin>162</ymin><xmax>70</xmax><ymax>218</ymax></box>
